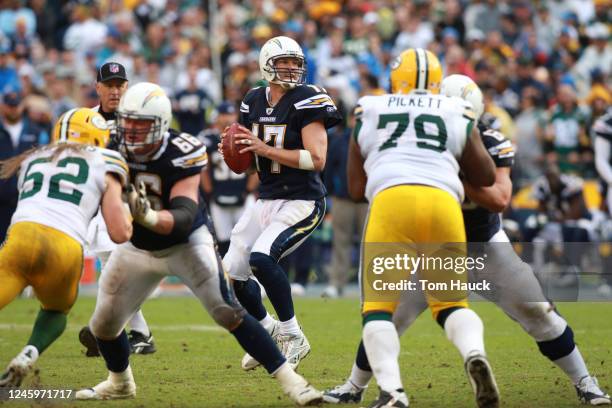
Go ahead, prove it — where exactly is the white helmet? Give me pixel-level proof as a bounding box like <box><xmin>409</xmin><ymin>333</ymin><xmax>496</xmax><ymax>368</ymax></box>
<box><xmin>117</xmin><ymin>82</ymin><xmax>171</xmax><ymax>161</ymax></box>
<box><xmin>441</xmin><ymin>74</ymin><xmax>484</xmax><ymax>120</ymax></box>
<box><xmin>259</xmin><ymin>36</ymin><xmax>306</xmax><ymax>89</ymax></box>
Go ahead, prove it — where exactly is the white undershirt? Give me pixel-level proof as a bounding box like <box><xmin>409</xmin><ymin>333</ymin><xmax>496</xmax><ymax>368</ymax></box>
<box><xmin>4</xmin><ymin>121</ymin><xmax>24</xmax><ymax>149</ymax></box>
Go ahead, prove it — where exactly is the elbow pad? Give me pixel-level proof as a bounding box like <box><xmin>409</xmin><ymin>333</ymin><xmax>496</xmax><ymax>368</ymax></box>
<box><xmin>168</xmin><ymin>196</ymin><xmax>199</xmax><ymax>240</ymax></box>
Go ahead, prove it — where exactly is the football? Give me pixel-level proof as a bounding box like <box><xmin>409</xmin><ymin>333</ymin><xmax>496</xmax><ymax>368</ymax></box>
<box><xmin>222</xmin><ymin>123</ymin><xmax>254</xmax><ymax>174</ymax></box>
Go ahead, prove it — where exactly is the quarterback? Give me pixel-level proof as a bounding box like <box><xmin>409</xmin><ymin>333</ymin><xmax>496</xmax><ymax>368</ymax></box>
<box><xmin>345</xmin><ymin>48</ymin><xmax>498</xmax><ymax>408</ymax></box>
<box><xmin>221</xmin><ymin>36</ymin><xmax>342</xmax><ymax>371</ymax></box>
<box><xmin>0</xmin><ymin>108</ymin><xmax>132</xmax><ymax>387</ymax></box>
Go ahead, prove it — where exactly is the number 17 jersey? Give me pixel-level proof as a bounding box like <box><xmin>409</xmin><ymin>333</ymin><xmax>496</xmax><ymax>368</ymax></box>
<box><xmin>354</xmin><ymin>91</ymin><xmax>475</xmax><ymax>203</ymax></box>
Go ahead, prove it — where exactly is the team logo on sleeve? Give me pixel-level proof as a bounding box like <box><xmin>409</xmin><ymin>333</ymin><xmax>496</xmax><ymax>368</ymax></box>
<box><xmin>294</xmin><ymin>94</ymin><xmax>337</xmax><ymax>110</ymax></box>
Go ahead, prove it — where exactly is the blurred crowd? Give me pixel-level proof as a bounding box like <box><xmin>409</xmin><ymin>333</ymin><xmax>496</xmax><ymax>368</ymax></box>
<box><xmin>0</xmin><ymin>0</ymin><xmax>609</xmax><ymax>178</ymax></box>
<box><xmin>0</xmin><ymin>0</ymin><xmax>610</xmax><ymax>293</ymax></box>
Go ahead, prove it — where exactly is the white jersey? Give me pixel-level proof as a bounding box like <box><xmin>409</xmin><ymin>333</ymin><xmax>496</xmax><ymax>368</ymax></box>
<box><xmin>354</xmin><ymin>91</ymin><xmax>476</xmax><ymax>202</ymax></box>
<box><xmin>11</xmin><ymin>145</ymin><xmax>128</xmax><ymax>246</ymax></box>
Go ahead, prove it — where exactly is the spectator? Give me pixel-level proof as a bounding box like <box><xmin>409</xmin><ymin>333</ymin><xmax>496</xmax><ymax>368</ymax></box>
<box><xmin>173</xmin><ymin>63</ymin><xmax>213</xmax><ymax>135</ymax></box>
<box><xmin>0</xmin><ymin>45</ymin><xmax>19</xmax><ymax>94</ymax></box>
<box><xmin>545</xmin><ymin>84</ymin><xmax>591</xmax><ymax>175</ymax></box>
<box><xmin>63</xmin><ymin>3</ymin><xmax>106</xmax><ymax>57</ymax></box>
<box><xmin>392</xmin><ymin>4</ymin><xmax>434</xmax><ymax>55</ymax></box>
<box><xmin>573</xmin><ymin>23</ymin><xmax>611</xmax><ymax>97</ymax></box>
<box><xmin>513</xmin><ymin>87</ymin><xmax>547</xmax><ymax>187</ymax></box>
<box><xmin>0</xmin><ymin>91</ymin><xmax>48</xmax><ymax>242</ymax></box>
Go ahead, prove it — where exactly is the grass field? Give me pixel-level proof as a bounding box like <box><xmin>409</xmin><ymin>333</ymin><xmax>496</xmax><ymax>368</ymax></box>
<box><xmin>0</xmin><ymin>297</ymin><xmax>610</xmax><ymax>407</ymax></box>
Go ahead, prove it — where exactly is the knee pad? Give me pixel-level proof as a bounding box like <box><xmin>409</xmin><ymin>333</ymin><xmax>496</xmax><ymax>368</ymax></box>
<box><xmin>211</xmin><ymin>304</ymin><xmax>244</xmax><ymax>331</ymax></box>
<box><xmin>537</xmin><ymin>325</ymin><xmax>575</xmax><ymax>361</ymax></box>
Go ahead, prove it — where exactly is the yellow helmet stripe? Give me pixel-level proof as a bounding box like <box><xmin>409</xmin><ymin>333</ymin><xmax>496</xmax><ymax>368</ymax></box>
<box><xmin>59</xmin><ymin>108</ymin><xmax>78</xmax><ymax>142</ymax></box>
<box><xmin>415</xmin><ymin>49</ymin><xmax>428</xmax><ymax>90</ymax></box>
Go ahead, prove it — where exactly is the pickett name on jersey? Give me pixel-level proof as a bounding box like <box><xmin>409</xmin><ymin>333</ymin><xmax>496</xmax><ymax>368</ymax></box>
<box><xmin>387</xmin><ymin>95</ymin><xmax>442</xmax><ymax>109</ymax></box>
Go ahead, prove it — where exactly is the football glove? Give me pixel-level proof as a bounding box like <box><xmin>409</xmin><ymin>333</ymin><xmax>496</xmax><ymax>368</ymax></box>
<box><xmin>127</xmin><ymin>181</ymin><xmax>158</xmax><ymax>229</ymax></box>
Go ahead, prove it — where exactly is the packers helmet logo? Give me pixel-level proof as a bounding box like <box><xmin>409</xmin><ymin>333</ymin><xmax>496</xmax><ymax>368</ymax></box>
<box><xmin>390</xmin><ymin>55</ymin><xmax>402</xmax><ymax>70</ymax></box>
<box><xmin>390</xmin><ymin>48</ymin><xmax>443</xmax><ymax>95</ymax></box>
<box><xmin>91</xmin><ymin>115</ymin><xmax>108</xmax><ymax>131</ymax></box>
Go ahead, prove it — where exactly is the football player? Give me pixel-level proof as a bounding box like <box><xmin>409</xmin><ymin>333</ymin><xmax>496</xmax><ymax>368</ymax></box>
<box><xmin>593</xmin><ymin>107</ymin><xmax>612</xmax><ymax>216</ymax></box>
<box><xmin>324</xmin><ymin>76</ymin><xmax>610</xmax><ymax>406</ymax></box>
<box><xmin>75</xmin><ymin>82</ymin><xmax>322</xmax><ymax>406</ymax></box>
<box><xmin>220</xmin><ymin>36</ymin><xmax>342</xmax><ymax>370</ymax></box>
<box><xmin>80</xmin><ymin>61</ymin><xmax>155</xmax><ymax>357</ymax></box>
<box><xmin>199</xmin><ymin>101</ymin><xmax>257</xmax><ymax>257</ymax></box>
<box><xmin>0</xmin><ymin>108</ymin><xmax>132</xmax><ymax>387</ymax></box>
<box><xmin>342</xmin><ymin>50</ymin><xmax>499</xmax><ymax>408</ymax></box>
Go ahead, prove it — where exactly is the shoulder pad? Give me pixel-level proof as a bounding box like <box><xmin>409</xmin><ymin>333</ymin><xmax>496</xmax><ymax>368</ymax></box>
<box><xmin>170</xmin><ymin>134</ymin><xmax>208</xmax><ymax>169</ymax></box>
<box><xmin>100</xmin><ymin>147</ymin><xmax>129</xmax><ymax>187</ymax></box>
<box><xmin>240</xmin><ymin>87</ymin><xmax>263</xmax><ymax>113</ymax></box>
<box><xmin>294</xmin><ymin>89</ymin><xmax>337</xmax><ymax>111</ymax></box>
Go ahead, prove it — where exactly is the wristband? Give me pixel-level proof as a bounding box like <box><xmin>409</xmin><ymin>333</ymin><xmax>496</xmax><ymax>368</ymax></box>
<box><xmin>298</xmin><ymin>149</ymin><xmax>315</xmax><ymax>170</ymax></box>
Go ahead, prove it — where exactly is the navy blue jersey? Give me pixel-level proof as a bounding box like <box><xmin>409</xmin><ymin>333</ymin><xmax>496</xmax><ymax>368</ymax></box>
<box><xmin>239</xmin><ymin>84</ymin><xmax>342</xmax><ymax>200</ymax></box>
<box><xmin>198</xmin><ymin>128</ymin><xmax>249</xmax><ymax>207</ymax></box>
<box><xmin>463</xmin><ymin>123</ymin><xmax>515</xmax><ymax>242</ymax></box>
<box><xmin>112</xmin><ymin>129</ymin><xmax>208</xmax><ymax>251</ymax></box>
<box><xmin>174</xmin><ymin>89</ymin><xmax>213</xmax><ymax>135</ymax></box>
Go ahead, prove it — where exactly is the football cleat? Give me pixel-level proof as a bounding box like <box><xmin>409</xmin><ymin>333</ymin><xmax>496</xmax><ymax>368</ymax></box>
<box><xmin>276</xmin><ymin>363</ymin><xmax>323</xmax><ymax>406</ymax></box>
<box><xmin>79</xmin><ymin>326</ymin><xmax>100</xmax><ymax>357</ymax></box>
<box><xmin>75</xmin><ymin>367</ymin><xmax>136</xmax><ymax>400</ymax></box>
<box><xmin>128</xmin><ymin>330</ymin><xmax>156</xmax><ymax>355</ymax></box>
<box><xmin>0</xmin><ymin>346</ymin><xmax>38</xmax><ymax>388</ymax></box>
<box><xmin>241</xmin><ymin>321</ymin><xmax>281</xmax><ymax>371</ymax></box>
<box><xmin>323</xmin><ymin>380</ymin><xmax>365</xmax><ymax>404</ymax></box>
<box><xmin>465</xmin><ymin>353</ymin><xmax>500</xmax><ymax>408</ymax></box>
<box><xmin>278</xmin><ymin>331</ymin><xmax>311</xmax><ymax>370</ymax></box>
<box><xmin>367</xmin><ymin>389</ymin><xmax>409</xmax><ymax>408</ymax></box>
<box><xmin>576</xmin><ymin>376</ymin><xmax>611</xmax><ymax>405</ymax></box>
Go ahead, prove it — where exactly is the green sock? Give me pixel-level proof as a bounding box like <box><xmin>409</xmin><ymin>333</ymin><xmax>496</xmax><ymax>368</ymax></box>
<box><xmin>27</xmin><ymin>309</ymin><xmax>67</xmax><ymax>354</ymax></box>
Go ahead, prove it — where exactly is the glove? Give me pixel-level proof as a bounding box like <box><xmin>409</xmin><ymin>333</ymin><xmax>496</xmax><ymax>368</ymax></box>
<box><xmin>127</xmin><ymin>181</ymin><xmax>158</xmax><ymax>229</ymax></box>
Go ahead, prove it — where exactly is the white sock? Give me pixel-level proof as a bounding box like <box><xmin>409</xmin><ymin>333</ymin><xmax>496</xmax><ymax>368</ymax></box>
<box><xmin>349</xmin><ymin>362</ymin><xmax>372</xmax><ymax>389</ymax></box>
<box><xmin>21</xmin><ymin>345</ymin><xmax>39</xmax><ymax>362</ymax></box>
<box><xmin>363</xmin><ymin>320</ymin><xmax>403</xmax><ymax>392</ymax></box>
<box><xmin>273</xmin><ymin>362</ymin><xmax>306</xmax><ymax>392</ymax></box>
<box><xmin>553</xmin><ymin>346</ymin><xmax>590</xmax><ymax>384</ymax></box>
<box><xmin>280</xmin><ymin>316</ymin><xmax>301</xmax><ymax>336</ymax></box>
<box><xmin>259</xmin><ymin>313</ymin><xmax>277</xmax><ymax>334</ymax></box>
<box><xmin>444</xmin><ymin>308</ymin><xmax>485</xmax><ymax>361</ymax></box>
<box><xmin>109</xmin><ymin>365</ymin><xmax>134</xmax><ymax>384</ymax></box>
<box><xmin>128</xmin><ymin>310</ymin><xmax>150</xmax><ymax>338</ymax></box>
